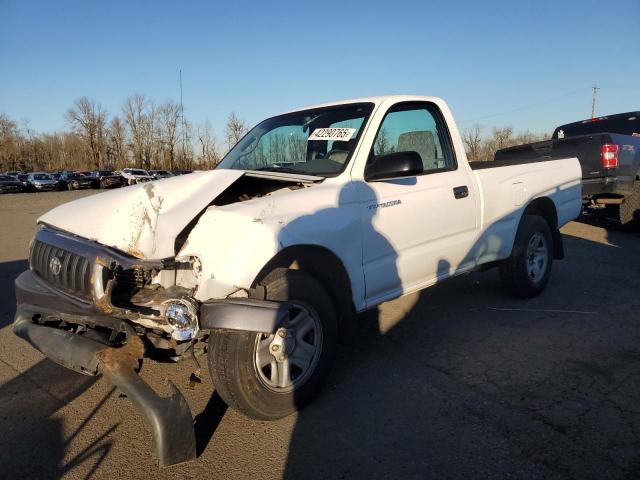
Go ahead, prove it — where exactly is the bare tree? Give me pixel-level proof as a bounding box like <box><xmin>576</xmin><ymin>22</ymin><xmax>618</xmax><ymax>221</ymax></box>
<box><xmin>122</xmin><ymin>94</ymin><xmax>147</xmax><ymax>167</ymax></box>
<box><xmin>179</xmin><ymin>118</ymin><xmax>194</xmax><ymax>169</ymax></box>
<box><xmin>65</xmin><ymin>97</ymin><xmax>108</xmax><ymax>168</ymax></box>
<box><xmin>225</xmin><ymin>112</ymin><xmax>247</xmax><ymax>152</ymax></box>
<box><xmin>374</xmin><ymin>127</ymin><xmax>391</xmax><ymax>154</ymax></box>
<box><xmin>108</xmin><ymin>116</ymin><xmax>127</xmax><ymax>168</ymax></box>
<box><xmin>197</xmin><ymin>120</ymin><xmax>220</xmax><ymax>168</ymax></box>
<box><xmin>141</xmin><ymin>101</ymin><xmax>157</xmax><ymax>170</ymax></box>
<box><xmin>158</xmin><ymin>101</ymin><xmax>182</xmax><ymax>170</ymax></box>
<box><xmin>0</xmin><ymin>113</ymin><xmax>22</xmax><ymax>171</ymax></box>
<box><xmin>462</xmin><ymin>124</ymin><xmax>483</xmax><ymax>161</ymax></box>
<box><xmin>492</xmin><ymin>126</ymin><xmax>514</xmax><ymax>150</ymax></box>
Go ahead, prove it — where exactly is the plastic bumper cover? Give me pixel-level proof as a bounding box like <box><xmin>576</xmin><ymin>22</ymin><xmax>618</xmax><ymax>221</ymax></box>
<box><xmin>12</xmin><ymin>270</ymin><xmax>196</xmax><ymax>466</ymax></box>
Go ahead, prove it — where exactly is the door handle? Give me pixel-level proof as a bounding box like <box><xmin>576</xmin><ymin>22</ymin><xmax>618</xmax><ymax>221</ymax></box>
<box><xmin>453</xmin><ymin>186</ymin><xmax>469</xmax><ymax>199</ymax></box>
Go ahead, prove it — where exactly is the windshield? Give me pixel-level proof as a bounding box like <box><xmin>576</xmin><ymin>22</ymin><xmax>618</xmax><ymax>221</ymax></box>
<box><xmin>217</xmin><ymin>103</ymin><xmax>374</xmax><ymax>177</ymax></box>
<box><xmin>67</xmin><ymin>173</ymin><xmax>84</xmax><ymax>178</ymax></box>
<box><xmin>0</xmin><ymin>175</ymin><xmax>15</xmax><ymax>181</ymax></box>
<box><xmin>33</xmin><ymin>174</ymin><xmax>52</xmax><ymax>180</ymax></box>
<box><xmin>97</xmin><ymin>170</ymin><xmax>113</xmax><ymax>176</ymax></box>
<box><xmin>128</xmin><ymin>169</ymin><xmax>148</xmax><ymax>176</ymax></box>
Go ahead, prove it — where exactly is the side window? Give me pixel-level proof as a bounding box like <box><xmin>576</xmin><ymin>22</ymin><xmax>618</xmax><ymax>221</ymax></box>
<box><xmin>372</xmin><ymin>104</ymin><xmax>455</xmax><ymax>172</ymax></box>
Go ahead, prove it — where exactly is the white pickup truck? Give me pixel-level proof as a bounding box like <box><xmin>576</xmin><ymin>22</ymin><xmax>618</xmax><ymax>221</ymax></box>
<box><xmin>13</xmin><ymin>95</ymin><xmax>582</xmax><ymax>465</ymax></box>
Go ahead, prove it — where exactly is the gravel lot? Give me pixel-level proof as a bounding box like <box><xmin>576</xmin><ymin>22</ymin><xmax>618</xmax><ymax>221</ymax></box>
<box><xmin>1</xmin><ymin>190</ymin><xmax>640</xmax><ymax>479</ymax></box>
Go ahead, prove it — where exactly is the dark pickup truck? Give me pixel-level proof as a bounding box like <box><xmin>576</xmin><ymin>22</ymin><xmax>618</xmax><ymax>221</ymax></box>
<box><xmin>496</xmin><ymin>111</ymin><xmax>640</xmax><ymax>225</ymax></box>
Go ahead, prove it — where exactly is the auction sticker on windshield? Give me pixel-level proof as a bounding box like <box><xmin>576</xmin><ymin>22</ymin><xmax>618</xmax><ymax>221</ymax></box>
<box><xmin>308</xmin><ymin>128</ymin><xmax>356</xmax><ymax>141</ymax></box>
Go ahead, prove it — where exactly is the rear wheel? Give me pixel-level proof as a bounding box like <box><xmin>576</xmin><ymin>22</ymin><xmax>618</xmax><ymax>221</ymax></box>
<box><xmin>67</xmin><ymin>182</ymin><xmax>74</xmax><ymax>191</ymax></box>
<box><xmin>207</xmin><ymin>269</ymin><xmax>338</xmax><ymax>420</ymax></box>
<box><xmin>500</xmin><ymin>214</ymin><xmax>553</xmax><ymax>298</ymax></box>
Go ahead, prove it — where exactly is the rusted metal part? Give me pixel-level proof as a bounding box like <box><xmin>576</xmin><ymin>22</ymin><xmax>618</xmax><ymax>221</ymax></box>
<box><xmin>13</xmin><ymin>298</ymin><xmax>196</xmax><ymax>467</ymax></box>
<box><xmin>95</xmin><ymin>330</ymin><xmax>145</xmax><ymax>370</ymax></box>
<box><xmin>96</xmin><ymin>329</ymin><xmax>196</xmax><ymax>467</ymax></box>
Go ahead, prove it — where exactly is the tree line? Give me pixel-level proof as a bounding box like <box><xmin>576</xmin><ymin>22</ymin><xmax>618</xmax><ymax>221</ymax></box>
<box><xmin>462</xmin><ymin>125</ymin><xmax>549</xmax><ymax>161</ymax></box>
<box><xmin>0</xmin><ymin>96</ymin><xmax>548</xmax><ymax>173</ymax></box>
<box><xmin>0</xmin><ymin>95</ymin><xmax>248</xmax><ymax>173</ymax></box>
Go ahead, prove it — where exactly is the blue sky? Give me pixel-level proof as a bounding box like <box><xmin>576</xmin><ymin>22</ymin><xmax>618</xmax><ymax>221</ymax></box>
<box><xmin>1</xmin><ymin>0</ymin><xmax>639</xmax><ymax>139</ymax></box>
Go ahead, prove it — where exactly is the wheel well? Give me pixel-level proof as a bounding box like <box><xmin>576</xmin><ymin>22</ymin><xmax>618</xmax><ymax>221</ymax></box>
<box><xmin>523</xmin><ymin>197</ymin><xmax>558</xmax><ymax>230</ymax></box>
<box><xmin>252</xmin><ymin>245</ymin><xmax>355</xmax><ymax>325</ymax></box>
<box><xmin>522</xmin><ymin>197</ymin><xmax>563</xmax><ymax>259</ymax></box>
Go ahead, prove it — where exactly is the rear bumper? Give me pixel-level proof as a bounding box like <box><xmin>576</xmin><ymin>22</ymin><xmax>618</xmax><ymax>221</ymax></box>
<box><xmin>13</xmin><ymin>270</ymin><xmax>196</xmax><ymax>466</ymax></box>
<box><xmin>583</xmin><ymin>175</ymin><xmax>635</xmax><ymax>198</ymax></box>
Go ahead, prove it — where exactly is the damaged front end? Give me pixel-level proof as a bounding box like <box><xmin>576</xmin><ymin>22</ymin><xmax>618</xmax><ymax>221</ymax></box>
<box><xmin>30</xmin><ymin>226</ymin><xmax>204</xmax><ymax>347</ymax></box>
<box><xmin>13</xmin><ymin>224</ymin><xmax>292</xmax><ymax>466</ymax></box>
<box><xmin>13</xmin><ymin>226</ymin><xmax>203</xmax><ymax>465</ymax></box>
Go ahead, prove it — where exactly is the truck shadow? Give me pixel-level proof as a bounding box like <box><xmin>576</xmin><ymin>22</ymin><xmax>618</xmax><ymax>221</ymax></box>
<box><xmin>281</xmin><ymin>182</ymin><xmax>640</xmax><ymax>478</ymax></box>
<box><xmin>576</xmin><ymin>208</ymin><xmax>640</xmax><ymax>235</ymax></box>
<box><xmin>0</xmin><ymin>259</ymin><xmax>119</xmax><ymax>479</ymax></box>
<box><xmin>0</xmin><ymin>356</ymin><xmax>117</xmax><ymax>479</ymax></box>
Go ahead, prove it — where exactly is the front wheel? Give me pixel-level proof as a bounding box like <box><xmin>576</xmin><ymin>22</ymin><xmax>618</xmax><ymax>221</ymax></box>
<box><xmin>207</xmin><ymin>269</ymin><xmax>338</xmax><ymax>420</ymax></box>
<box><xmin>500</xmin><ymin>214</ymin><xmax>553</xmax><ymax>298</ymax></box>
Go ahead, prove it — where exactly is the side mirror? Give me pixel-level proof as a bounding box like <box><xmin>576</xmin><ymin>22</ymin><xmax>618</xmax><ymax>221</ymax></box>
<box><xmin>365</xmin><ymin>151</ymin><xmax>423</xmax><ymax>182</ymax></box>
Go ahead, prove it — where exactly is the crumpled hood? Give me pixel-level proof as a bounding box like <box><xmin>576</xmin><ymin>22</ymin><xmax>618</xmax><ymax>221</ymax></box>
<box><xmin>39</xmin><ymin>169</ymin><xmax>244</xmax><ymax>259</ymax></box>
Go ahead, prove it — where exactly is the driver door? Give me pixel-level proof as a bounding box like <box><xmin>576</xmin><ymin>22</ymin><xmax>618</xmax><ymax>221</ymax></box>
<box><xmin>358</xmin><ymin>102</ymin><xmax>479</xmax><ymax>306</ymax></box>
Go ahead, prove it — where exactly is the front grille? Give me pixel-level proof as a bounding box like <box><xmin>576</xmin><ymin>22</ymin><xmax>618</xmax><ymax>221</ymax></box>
<box><xmin>30</xmin><ymin>239</ymin><xmax>93</xmax><ymax>301</ymax></box>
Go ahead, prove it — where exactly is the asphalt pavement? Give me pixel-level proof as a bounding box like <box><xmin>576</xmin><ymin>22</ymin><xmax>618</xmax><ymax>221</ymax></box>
<box><xmin>1</xmin><ymin>190</ymin><xmax>640</xmax><ymax>479</ymax></box>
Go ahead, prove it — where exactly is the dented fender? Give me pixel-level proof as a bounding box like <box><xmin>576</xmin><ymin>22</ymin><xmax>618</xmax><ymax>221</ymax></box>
<box><xmin>178</xmin><ymin>180</ymin><xmax>366</xmax><ymax>306</ymax></box>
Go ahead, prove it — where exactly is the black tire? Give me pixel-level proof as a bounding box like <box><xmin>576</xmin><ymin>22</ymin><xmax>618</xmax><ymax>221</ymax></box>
<box><xmin>208</xmin><ymin>269</ymin><xmax>338</xmax><ymax>420</ymax></box>
<box><xmin>612</xmin><ymin>181</ymin><xmax>640</xmax><ymax>226</ymax></box>
<box><xmin>500</xmin><ymin>214</ymin><xmax>553</xmax><ymax>298</ymax></box>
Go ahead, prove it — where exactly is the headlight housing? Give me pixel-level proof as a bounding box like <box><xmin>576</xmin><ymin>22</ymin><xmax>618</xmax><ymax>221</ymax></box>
<box><xmin>163</xmin><ymin>298</ymin><xmax>199</xmax><ymax>341</ymax></box>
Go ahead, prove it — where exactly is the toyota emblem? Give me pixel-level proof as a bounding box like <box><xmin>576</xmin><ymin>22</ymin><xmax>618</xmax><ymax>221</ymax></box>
<box><xmin>49</xmin><ymin>256</ymin><xmax>62</xmax><ymax>275</ymax></box>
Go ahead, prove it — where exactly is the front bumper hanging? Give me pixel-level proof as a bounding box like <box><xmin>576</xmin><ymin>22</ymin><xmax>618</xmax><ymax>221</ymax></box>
<box><xmin>13</xmin><ymin>272</ymin><xmax>196</xmax><ymax>467</ymax></box>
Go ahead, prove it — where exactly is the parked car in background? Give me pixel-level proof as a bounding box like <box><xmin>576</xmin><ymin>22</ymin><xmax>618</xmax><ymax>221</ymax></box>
<box><xmin>496</xmin><ymin>110</ymin><xmax>640</xmax><ymax>225</ymax></box>
<box><xmin>16</xmin><ymin>174</ymin><xmax>30</xmax><ymax>190</ymax></box>
<box><xmin>0</xmin><ymin>174</ymin><xmax>24</xmax><ymax>193</ymax></box>
<box><xmin>4</xmin><ymin>171</ymin><xmax>22</xmax><ymax>177</ymax></box>
<box><xmin>148</xmin><ymin>169</ymin><xmax>173</xmax><ymax>180</ymax></box>
<box><xmin>89</xmin><ymin>170</ymin><xmax>124</xmax><ymax>189</ymax></box>
<box><xmin>57</xmin><ymin>171</ymin><xmax>94</xmax><ymax>190</ymax></box>
<box><xmin>26</xmin><ymin>172</ymin><xmax>58</xmax><ymax>191</ymax></box>
<box><xmin>120</xmin><ymin>168</ymin><xmax>153</xmax><ymax>185</ymax></box>
<box><xmin>172</xmin><ymin>169</ymin><xmax>192</xmax><ymax>175</ymax></box>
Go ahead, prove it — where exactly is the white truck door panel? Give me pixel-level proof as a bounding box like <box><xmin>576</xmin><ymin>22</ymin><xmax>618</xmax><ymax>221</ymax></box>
<box><xmin>358</xmin><ymin>169</ymin><xmax>478</xmax><ymax>305</ymax></box>
<box><xmin>356</xmin><ymin>102</ymin><xmax>479</xmax><ymax>306</ymax></box>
